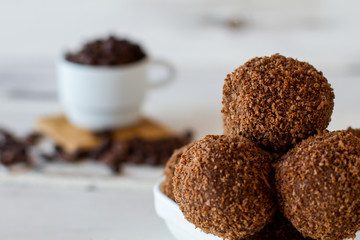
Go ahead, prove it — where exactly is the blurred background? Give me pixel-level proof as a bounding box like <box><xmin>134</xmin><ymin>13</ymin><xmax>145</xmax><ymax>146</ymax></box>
<box><xmin>0</xmin><ymin>1</ymin><xmax>359</xmax><ymax>239</ymax></box>
<box><xmin>0</xmin><ymin>0</ymin><xmax>359</xmax><ymax>135</ymax></box>
<box><xmin>0</xmin><ymin>0</ymin><xmax>359</xmax><ymax>67</ymax></box>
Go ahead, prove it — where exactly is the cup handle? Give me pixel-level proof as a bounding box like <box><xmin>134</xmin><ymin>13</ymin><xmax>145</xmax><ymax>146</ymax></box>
<box><xmin>148</xmin><ymin>59</ymin><xmax>175</xmax><ymax>88</ymax></box>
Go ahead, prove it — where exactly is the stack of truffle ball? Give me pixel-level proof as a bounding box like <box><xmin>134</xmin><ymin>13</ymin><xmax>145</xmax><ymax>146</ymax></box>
<box><xmin>163</xmin><ymin>54</ymin><xmax>360</xmax><ymax>240</ymax></box>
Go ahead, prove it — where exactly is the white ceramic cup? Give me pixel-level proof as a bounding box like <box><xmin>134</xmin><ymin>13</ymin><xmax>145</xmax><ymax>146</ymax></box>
<box><xmin>57</xmin><ymin>57</ymin><xmax>174</xmax><ymax>130</ymax></box>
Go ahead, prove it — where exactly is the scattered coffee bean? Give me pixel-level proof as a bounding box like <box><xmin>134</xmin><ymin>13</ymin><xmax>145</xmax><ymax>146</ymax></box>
<box><xmin>88</xmin><ymin>131</ymin><xmax>113</xmax><ymax>159</ymax></box>
<box><xmin>102</xmin><ymin>131</ymin><xmax>193</xmax><ymax>173</ymax></box>
<box><xmin>39</xmin><ymin>153</ymin><xmax>57</xmax><ymax>162</ymax></box>
<box><xmin>55</xmin><ymin>145</ymin><xmax>89</xmax><ymax>162</ymax></box>
<box><xmin>0</xmin><ymin>126</ymin><xmax>193</xmax><ymax>175</ymax></box>
<box><xmin>24</xmin><ymin>132</ymin><xmax>42</xmax><ymax>146</ymax></box>
<box><xmin>0</xmin><ymin>129</ymin><xmax>31</xmax><ymax>166</ymax></box>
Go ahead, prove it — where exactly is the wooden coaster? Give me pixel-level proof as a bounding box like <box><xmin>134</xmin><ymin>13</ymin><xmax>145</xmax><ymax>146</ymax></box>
<box><xmin>36</xmin><ymin>115</ymin><xmax>174</xmax><ymax>153</ymax></box>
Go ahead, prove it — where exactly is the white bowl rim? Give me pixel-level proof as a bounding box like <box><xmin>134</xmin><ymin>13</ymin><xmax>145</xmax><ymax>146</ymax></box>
<box><xmin>153</xmin><ymin>177</ymin><xmax>223</xmax><ymax>240</ymax></box>
<box><xmin>153</xmin><ymin>177</ymin><xmax>182</xmax><ymax>217</ymax></box>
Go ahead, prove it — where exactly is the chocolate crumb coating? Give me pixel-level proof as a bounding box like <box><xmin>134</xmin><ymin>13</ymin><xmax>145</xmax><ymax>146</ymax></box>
<box><xmin>275</xmin><ymin>130</ymin><xmax>360</xmax><ymax>240</ymax></box>
<box><xmin>173</xmin><ymin>135</ymin><xmax>276</xmax><ymax>240</ymax></box>
<box><xmin>347</xmin><ymin>127</ymin><xmax>360</xmax><ymax>138</ymax></box>
<box><xmin>163</xmin><ymin>142</ymin><xmax>194</xmax><ymax>201</ymax></box>
<box><xmin>245</xmin><ymin>211</ymin><xmax>313</xmax><ymax>240</ymax></box>
<box><xmin>222</xmin><ymin>53</ymin><xmax>334</xmax><ymax>152</ymax></box>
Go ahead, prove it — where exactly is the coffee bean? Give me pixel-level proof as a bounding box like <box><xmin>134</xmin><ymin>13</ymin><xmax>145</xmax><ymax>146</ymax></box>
<box><xmin>88</xmin><ymin>131</ymin><xmax>113</xmax><ymax>159</ymax></box>
<box><xmin>39</xmin><ymin>153</ymin><xmax>57</xmax><ymax>162</ymax></box>
<box><xmin>65</xmin><ymin>35</ymin><xmax>146</xmax><ymax>66</ymax></box>
<box><xmin>101</xmin><ymin>131</ymin><xmax>194</xmax><ymax>172</ymax></box>
<box><xmin>0</xmin><ymin>125</ymin><xmax>193</xmax><ymax>175</ymax></box>
<box><xmin>0</xmin><ymin>130</ymin><xmax>30</xmax><ymax>166</ymax></box>
<box><xmin>24</xmin><ymin>132</ymin><xmax>42</xmax><ymax>146</ymax></box>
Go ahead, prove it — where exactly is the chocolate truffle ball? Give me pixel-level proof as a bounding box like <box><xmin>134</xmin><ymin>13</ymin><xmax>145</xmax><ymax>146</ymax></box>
<box><xmin>173</xmin><ymin>135</ymin><xmax>276</xmax><ymax>240</ymax></box>
<box><xmin>275</xmin><ymin>130</ymin><xmax>360</xmax><ymax>240</ymax></box>
<box><xmin>245</xmin><ymin>212</ymin><xmax>313</xmax><ymax>240</ymax></box>
<box><xmin>163</xmin><ymin>143</ymin><xmax>194</xmax><ymax>201</ymax></box>
<box><xmin>222</xmin><ymin>53</ymin><xmax>334</xmax><ymax>152</ymax></box>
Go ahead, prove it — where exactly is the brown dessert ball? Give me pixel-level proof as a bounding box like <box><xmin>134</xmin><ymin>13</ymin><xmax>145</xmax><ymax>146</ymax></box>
<box><xmin>245</xmin><ymin>211</ymin><xmax>313</xmax><ymax>240</ymax></box>
<box><xmin>275</xmin><ymin>130</ymin><xmax>360</xmax><ymax>240</ymax></box>
<box><xmin>173</xmin><ymin>135</ymin><xmax>276</xmax><ymax>240</ymax></box>
<box><xmin>162</xmin><ymin>143</ymin><xmax>194</xmax><ymax>201</ymax></box>
<box><xmin>222</xmin><ymin>53</ymin><xmax>335</xmax><ymax>152</ymax></box>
